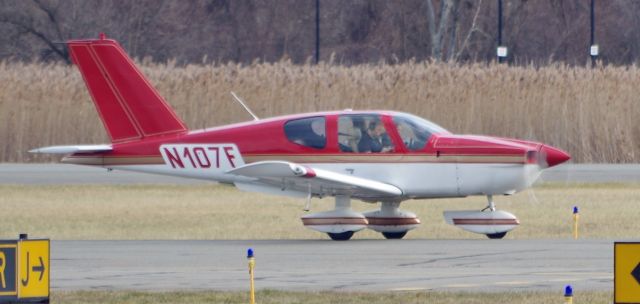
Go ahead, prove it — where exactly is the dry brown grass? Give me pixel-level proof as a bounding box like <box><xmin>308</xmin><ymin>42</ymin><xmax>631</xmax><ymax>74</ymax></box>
<box><xmin>51</xmin><ymin>289</ymin><xmax>612</xmax><ymax>304</ymax></box>
<box><xmin>0</xmin><ymin>183</ymin><xmax>637</xmax><ymax>240</ymax></box>
<box><xmin>1</xmin><ymin>61</ymin><xmax>639</xmax><ymax>163</ymax></box>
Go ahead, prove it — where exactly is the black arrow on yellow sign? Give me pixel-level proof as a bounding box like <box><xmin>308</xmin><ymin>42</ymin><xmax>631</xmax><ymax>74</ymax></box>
<box><xmin>20</xmin><ymin>252</ymin><xmax>45</xmax><ymax>286</ymax></box>
<box><xmin>632</xmin><ymin>262</ymin><xmax>640</xmax><ymax>285</ymax></box>
<box><xmin>33</xmin><ymin>256</ymin><xmax>45</xmax><ymax>281</ymax></box>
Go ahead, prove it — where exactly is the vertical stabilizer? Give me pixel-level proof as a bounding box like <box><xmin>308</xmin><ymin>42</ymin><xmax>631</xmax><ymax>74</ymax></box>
<box><xmin>67</xmin><ymin>34</ymin><xmax>187</xmax><ymax>143</ymax></box>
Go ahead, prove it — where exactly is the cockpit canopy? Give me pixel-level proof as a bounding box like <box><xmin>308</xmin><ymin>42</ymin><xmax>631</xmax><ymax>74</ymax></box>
<box><xmin>284</xmin><ymin>112</ymin><xmax>449</xmax><ymax>152</ymax></box>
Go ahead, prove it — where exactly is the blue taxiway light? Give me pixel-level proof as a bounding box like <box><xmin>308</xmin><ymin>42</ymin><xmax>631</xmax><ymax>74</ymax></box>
<box><xmin>564</xmin><ymin>285</ymin><xmax>573</xmax><ymax>297</ymax></box>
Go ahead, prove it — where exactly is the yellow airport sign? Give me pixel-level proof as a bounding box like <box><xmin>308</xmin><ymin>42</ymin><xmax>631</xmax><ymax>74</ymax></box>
<box><xmin>17</xmin><ymin>239</ymin><xmax>49</xmax><ymax>299</ymax></box>
<box><xmin>615</xmin><ymin>242</ymin><xmax>640</xmax><ymax>304</ymax></box>
<box><xmin>0</xmin><ymin>236</ymin><xmax>49</xmax><ymax>303</ymax></box>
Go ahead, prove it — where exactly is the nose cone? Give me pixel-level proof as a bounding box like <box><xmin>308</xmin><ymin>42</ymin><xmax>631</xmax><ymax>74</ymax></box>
<box><xmin>541</xmin><ymin>145</ymin><xmax>571</xmax><ymax>167</ymax></box>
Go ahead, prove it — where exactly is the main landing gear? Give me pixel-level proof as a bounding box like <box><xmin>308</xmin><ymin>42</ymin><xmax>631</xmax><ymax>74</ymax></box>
<box><xmin>301</xmin><ymin>195</ymin><xmax>367</xmax><ymax>241</ymax></box>
<box><xmin>381</xmin><ymin>232</ymin><xmax>408</xmax><ymax>239</ymax></box>
<box><xmin>327</xmin><ymin>231</ymin><xmax>355</xmax><ymax>241</ymax></box>
<box><xmin>363</xmin><ymin>202</ymin><xmax>420</xmax><ymax>240</ymax></box>
<box><xmin>301</xmin><ymin>196</ymin><xmax>420</xmax><ymax>241</ymax></box>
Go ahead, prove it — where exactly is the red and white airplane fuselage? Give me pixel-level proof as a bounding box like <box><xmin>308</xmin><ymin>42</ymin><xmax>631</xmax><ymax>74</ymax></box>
<box><xmin>57</xmin><ymin>115</ymin><xmax>563</xmax><ymax>200</ymax></box>
<box><xmin>32</xmin><ymin>35</ymin><xmax>570</xmax><ymax>240</ymax></box>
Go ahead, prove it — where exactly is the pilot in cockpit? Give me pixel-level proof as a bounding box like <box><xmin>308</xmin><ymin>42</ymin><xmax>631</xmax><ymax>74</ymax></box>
<box><xmin>358</xmin><ymin>120</ymin><xmax>393</xmax><ymax>153</ymax></box>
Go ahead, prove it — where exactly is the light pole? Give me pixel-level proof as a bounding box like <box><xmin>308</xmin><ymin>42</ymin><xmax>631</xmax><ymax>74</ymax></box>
<box><xmin>496</xmin><ymin>0</ymin><xmax>507</xmax><ymax>63</ymax></box>
<box><xmin>315</xmin><ymin>0</ymin><xmax>320</xmax><ymax>64</ymax></box>
<box><xmin>589</xmin><ymin>0</ymin><xmax>598</xmax><ymax>67</ymax></box>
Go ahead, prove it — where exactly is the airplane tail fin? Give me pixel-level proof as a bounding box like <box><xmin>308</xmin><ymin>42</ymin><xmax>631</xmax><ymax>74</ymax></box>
<box><xmin>67</xmin><ymin>34</ymin><xmax>187</xmax><ymax>143</ymax></box>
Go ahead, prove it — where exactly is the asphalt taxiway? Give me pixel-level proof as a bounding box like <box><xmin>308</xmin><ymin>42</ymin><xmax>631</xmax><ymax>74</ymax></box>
<box><xmin>52</xmin><ymin>239</ymin><xmax>613</xmax><ymax>292</ymax></box>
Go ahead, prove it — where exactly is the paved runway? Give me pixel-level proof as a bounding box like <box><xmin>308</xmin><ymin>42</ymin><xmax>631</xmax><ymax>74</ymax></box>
<box><xmin>52</xmin><ymin>239</ymin><xmax>613</xmax><ymax>292</ymax></box>
<box><xmin>1</xmin><ymin>163</ymin><xmax>640</xmax><ymax>184</ymax></box>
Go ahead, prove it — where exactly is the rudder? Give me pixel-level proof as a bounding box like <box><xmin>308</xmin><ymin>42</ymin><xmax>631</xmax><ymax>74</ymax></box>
<box><xmin>67</xmin><ymin>34</ymin><xmax>188</xmax><ymax>143</ymax></box>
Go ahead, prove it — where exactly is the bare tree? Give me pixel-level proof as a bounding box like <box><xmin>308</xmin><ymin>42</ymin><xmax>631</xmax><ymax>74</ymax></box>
<box><xmin>0</xmin><ymin>0</ymin><xmax>69</xmax><ymax>62</ymax></box>
<box><xmin>452</xmin><ymin>0</ymin><xmax>485</xmax><ymax>61</ymax></box>
<box><xmin>1</xmin><ymin>0</ymin><xmax>640</xmax><ymax>65</ymax></box>
<box><xmin>426</xmin><ymin>0</ymin><xmax>458</xmax><ymax>61</ymax></box>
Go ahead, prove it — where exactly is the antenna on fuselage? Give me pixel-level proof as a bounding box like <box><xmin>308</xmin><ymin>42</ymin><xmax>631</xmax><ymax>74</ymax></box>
<box><xmin>230</xmin><ymin>91</ymin><xmax>259</xmax><ymax>121</ymax></box>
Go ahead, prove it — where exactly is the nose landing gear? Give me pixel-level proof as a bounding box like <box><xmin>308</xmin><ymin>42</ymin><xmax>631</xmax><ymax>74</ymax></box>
<box><xmin>444</xmin><ymin>195</ymin><xmax>519</xmax><ymax>239</ymax></box>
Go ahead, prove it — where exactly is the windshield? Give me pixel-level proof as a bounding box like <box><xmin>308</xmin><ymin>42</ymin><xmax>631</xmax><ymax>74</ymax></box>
<box><xmin>392</xmin><ymin>113</ymin><xmax>449</xmax><ymax>151</ymax></box>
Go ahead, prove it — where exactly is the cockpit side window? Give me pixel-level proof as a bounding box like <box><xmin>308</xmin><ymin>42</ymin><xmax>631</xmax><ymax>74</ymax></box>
<box><xmin>337</xmin><ymin>116</ymin><xmax>361</xmax><ymax>152</ymax></box>
<box><xmin>338</xmin><ymin>114</ymin><xmax>394</xmax><ymax>153</ymax></box>
<box><xmin>393</xmin><ymin>114</ymin><xmax>447</xmax><ymax>151</ymax></box>
<box><xmin>284</xmin><ymin>117</ymin><xmax>326</xmax><ymax>149</ymax></box>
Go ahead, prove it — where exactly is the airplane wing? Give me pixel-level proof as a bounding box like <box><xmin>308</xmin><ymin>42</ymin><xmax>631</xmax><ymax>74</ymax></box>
<box><xmin>228</xmin><ymin>161</ymin><xmax>403</xmax><ymax>200</ymax></box>
<box><xmin>29</xmin><ymin>145</ymin><xmax>112</xmax><ymax>154</ymax></box>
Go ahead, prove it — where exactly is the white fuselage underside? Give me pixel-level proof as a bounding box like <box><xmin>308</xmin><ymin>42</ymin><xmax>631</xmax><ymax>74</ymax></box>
<box><xmin>104</xmin><ymin>162</ymin><xmax>542</xmax><ymax>201</ymax></box>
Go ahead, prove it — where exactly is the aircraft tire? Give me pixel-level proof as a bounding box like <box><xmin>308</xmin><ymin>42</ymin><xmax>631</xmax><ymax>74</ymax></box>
<box><xmin>486</xmin><ymin>232</ymin><xmax>507</xmax><ymax>239</ymax></box>
<box><xmin>382</xmin><ymin>231</ymin><xmax>407</xmax><ymax>239</ymax></box>
<box><xmin>327</xmin><ymin>231</ymin><xmax>355</xmax><ymax>241</ymax></box>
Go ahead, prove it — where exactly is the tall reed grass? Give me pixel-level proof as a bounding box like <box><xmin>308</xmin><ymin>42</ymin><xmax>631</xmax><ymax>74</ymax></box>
<box><xmin>0</xmin><ymin>60</ymin><xmax>637</xmax><ymax>163</ymax></box>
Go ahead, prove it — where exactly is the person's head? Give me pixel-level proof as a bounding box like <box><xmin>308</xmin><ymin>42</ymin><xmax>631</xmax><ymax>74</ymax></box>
<box><xmin>368</xmin><ymin>120</ymin><xmax>385</xmax><ymax>137</ymax></box>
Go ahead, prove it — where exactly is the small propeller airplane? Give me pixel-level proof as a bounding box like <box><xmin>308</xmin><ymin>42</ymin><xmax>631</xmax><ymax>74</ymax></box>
<box><xmin>31</xmin><ymin>34</ymin><xmax>570</xmax><ymax>240</ymax></box>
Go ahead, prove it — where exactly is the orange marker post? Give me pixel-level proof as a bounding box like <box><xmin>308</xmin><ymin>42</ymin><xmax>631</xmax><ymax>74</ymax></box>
<box><xmin>572</xmin><ymin>206</ymin><xmax>579</xmax><ymax>240</ymax></box>
<box><xmin>247</xmin><ymin>248</ymin><xmax>256</xmax><ymax>304</ymax></box>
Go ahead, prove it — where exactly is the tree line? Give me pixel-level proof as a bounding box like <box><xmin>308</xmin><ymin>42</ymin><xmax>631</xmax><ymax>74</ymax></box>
<box><xmin>1</xmin><ymin>0</ymin><xmax>639</xmax><ymax>65</ymax></box>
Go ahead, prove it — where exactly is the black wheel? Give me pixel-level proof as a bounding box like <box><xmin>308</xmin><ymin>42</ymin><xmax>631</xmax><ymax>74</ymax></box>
<box><xmin>382</xmin><ymin>231</ymin><xmax>407</xmax><ymax>239</ymax></box>
<box><xmin>486</xmin><ymin>232</ymin><xmax>507</xmax><ymax>239</ymax></box>
<box><xmin>327</xmin><ymin>231</ymin><xmax>355</xmax><ymax>241</ymax></box>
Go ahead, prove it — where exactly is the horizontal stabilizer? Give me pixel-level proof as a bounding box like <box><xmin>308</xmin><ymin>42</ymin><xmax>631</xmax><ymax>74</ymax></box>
<box><xmin>29</xmin><ymin>145</ymin><xmax>112</xmax><ymax>154</ymax></box>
